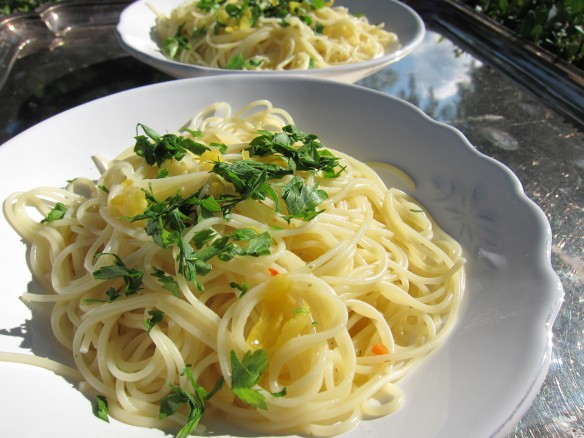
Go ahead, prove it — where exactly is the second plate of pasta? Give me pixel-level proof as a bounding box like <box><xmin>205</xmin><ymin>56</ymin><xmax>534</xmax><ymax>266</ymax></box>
<box><xmin>115</xmin><ymin>0</ymin><xmax>425</xmax><ymax>83</ymax></box>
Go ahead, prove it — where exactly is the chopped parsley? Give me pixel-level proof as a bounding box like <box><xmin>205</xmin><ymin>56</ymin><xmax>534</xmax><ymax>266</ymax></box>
<box><xmin>159</xmin><ymin>365</ymin><xmax>224</xmax><ymax>438</ymax></box>
<box><xmin>89</xmin><ymin>253</ymin><xmax>144</xmax><ymax>302</ymax></box>
<box><xmin>129</xmin><ymin>186</ymin><xmax>221</xmax><ymax>249</ymax></box>
<box><xmin>144</xmin><ymin>309</ymin><xmax>165</xmax><ymax>332</ymax></box>
<box><xmin>156</xmin><ymin>168</ymin><xmax>170</xmax><ymax>179</ymax></box>
<box><xmin>229</xmin><ymin>281</ymin><xmax>249</xmax><ymax>297</ymax></box>
<box><xmin>292</xmin><ymin>306</ymin><xmax>310</xmax><ymax>314</ymax></box>
<box><xmin>196</xmin><ymin>0</ymin><xmax>227</xmax><ymax>13</ymax></box>
<box><xmin>162</xmin><ymin>23</ymin><xmax>193</xmax><ymax>59</ymax></box>
<box><xmin>230</xmin><ymin>348</ymin><xmax>286</xmax><ymax>409</ymax></box>
<box><xmin>226</xmin><ymin>53</ymin><xmax>265</xmax><ymax>70</ymax></box>
<box><xmin>247</xmin><ymin>124</ymin><xmax>344</xmax><ymax>176</ymax></box>
<box><xmin>163</xmin><ymin>0</ymin><xmax>330</xmax><ymax>61</ymax></box>
<box><xmin>152</xmin><ymin>267</ymin><xmax>181</xmax><ymax>297</ymax></box>
<box><xmin>130</xmin><ymin>187</ymin><xmax>273</xmax><ymax>289</ymax></box>
<box><xmin>40</xmin><ymin>202</ymin><xmax>67</xmax><ymax>223</ymax></box>
<box><xmin>134</xmin><ymin>123</ymin><xmax>210</xmax><ymax>167</ymax></box>
<box><xmin>281</xmin><ymin>175</ymin><xmax>328</xmax><ymax>222</ymax></box>
<box><xmin>125</xmin><ymin>124</ymin><xmax>343</xmax><ymax>289</ymax></box>
<box><xmin>92</xmin><ymin>395</ymin><xmax>109</xmax><ymax>422</ymax></box>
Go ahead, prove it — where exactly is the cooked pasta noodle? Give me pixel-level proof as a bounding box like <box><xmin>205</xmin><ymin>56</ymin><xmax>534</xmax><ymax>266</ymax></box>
<box><xmin>152</xmin><ymin>0</ymin><xmax>398</xmax><ymax>70</ymax></box>
<box><xmin>3</xmin><ymin>100</ymin><xmax>464</xmax><ymax>436</ymax></box>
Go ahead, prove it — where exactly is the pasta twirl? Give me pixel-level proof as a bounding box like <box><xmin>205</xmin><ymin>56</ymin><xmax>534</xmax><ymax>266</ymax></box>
<box><xmin>3</xmin><ymin>100</ymin><xmax>464</xmax><ymax>436</ymax></box>
<box><xmin>152</xmin><ymin>0</ymin><xmax>398</xmax><ymax>70</ymax></box>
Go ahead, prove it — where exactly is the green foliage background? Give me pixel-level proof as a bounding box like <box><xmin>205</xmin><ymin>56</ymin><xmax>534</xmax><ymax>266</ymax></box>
<box><xmin>461</xmin><ymin>0</ymin><xmax>584</xmax><ymax>67</ymax></box>
<box><xmin>1</xmin><ymin>0</ymin><xmax>57</xmax><ymax>16</ymax></box>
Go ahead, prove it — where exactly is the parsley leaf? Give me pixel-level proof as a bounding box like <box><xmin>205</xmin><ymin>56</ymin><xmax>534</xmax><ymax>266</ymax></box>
<box><xmin>175</xmin><ymin>236</ymin><xmax>207</xmax><ymax>290</ymax></box>
<box><xmin>230</xmin><ymin>349</ymin><xmax>269</xmax><ymax>409</ymax></box>
<box><xmin>144</xmin><ymin>309</ymin><xmax>165</xmax><ymax>332</ymax></box>
<box><xmin>160</xmin><ymin>365</ymin><xmax>224</xmax><ymax>438</ymax></box>
<box><xmin>163</xmin><ymin>23</ymin><xmax>192</xmax><ymax>59</ymax></box>
<box><xmin>227</xmin><ymin>53</ymin><xmax>246</xmax><ymax>69</ymax></box>
<box><xmin>211</xmin><ymin>161</ymin><xmax>286</xmax><ymax>213</ymax></box>
<box><xmin>212</xmin><ymin>160</ymin><xmax>290</xmax><ymax>193</ymax></box>
<box><xmin>131</xmin><ymin>187</ymin><xmax>221</xmax><ymax>247</ymax></box>
<box><xmin>226</xmin><ymin>54</ymin><xmax>265</xmax><ymax>70</ymax></box>
<box><xmin>134</xmin><ymin>124</ymin><xmax>210</xmax><ymax>167</ymax></box>
<box><xmin>272</xmin><ymin>387</ymin><xmax>287</xmax><ymax>397</ymax></box>
<box><xmin>229</xmin><ymin>281</ymin><xmax>249</xmax><ymax>297</ymax></box>
<box><xmin>247</xmin><ymin>125</ymin><xmax>343</xmax><ymax>176</ymax></box>
<box><xmin>233</xmin><ymin>386</ymin><xmax>268</xmax><ymax>409</ymax></box>
<box><xmin>156</xmin><ymin>168</ymin><xmax>170</xmax><ymax>179</ymax></box>
<box><xmin>40</xmin><ymin>202</ymin><xmax>67</xmax><ymax>223</ymax></box>
<box><xmin>281</xmin><ymin>176</ymin><xmax>328</xmax><ymax>222</ymax></box>
<box><xmin>247</xmin><ymin>56</ymin><xmax>264</xmax><ymax>68</ymax></box>
<box><xmin>242</xmin><ymin>231</ymin><xmax>272</xmax><ymax>256</ymax></box>
<box><xmin>196</xmin><ymin>0</ymin><xmax>226</xmax><ymax>12</ymax></box>
<box><xmin>92</xmin><ymin>253</ymin><xmax>144</xmax><ymax>301</ymax></box>
<box><xmin>93</xmin><ymin>395</ymin><xmax>109</xmax><ymax>423</ymax></box>
<box><xmin>152</xmin><ymin>268</ymin><xmax>181</xmax><ymax>297</ymax></box>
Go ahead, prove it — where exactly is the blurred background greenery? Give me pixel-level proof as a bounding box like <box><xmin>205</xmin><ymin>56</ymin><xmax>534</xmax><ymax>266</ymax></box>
<box><xmin>1</xmin><ymin>0</ymin><xmax>583</xmax><ymax>68</ymax></box>
<box><xmin>1</xmin><ymin>0</ymin><xmax>56</xmax><ymax>16</ymax></box>
<box><xmin>461</xmin><ymin>0</ymin><xmax>584</xmax><ymax>68</ymax></box>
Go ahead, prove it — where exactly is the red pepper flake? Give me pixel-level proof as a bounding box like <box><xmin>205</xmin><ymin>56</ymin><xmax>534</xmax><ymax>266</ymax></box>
<box><xmin>268</xmin><ymin>268</ymin><xmax>279</xmax><ymax>276</ymax></box>
<box><xmin>371</xmin><ymin>343</ymin><xmax>389</xmax><ymax>355</ymax></box>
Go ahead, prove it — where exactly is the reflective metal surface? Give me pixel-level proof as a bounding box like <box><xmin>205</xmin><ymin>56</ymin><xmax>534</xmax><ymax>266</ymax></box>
<box><xmin>0</xmin><ymin>1</ymin><xmax>583</xmax><ymax>436</ymax></box>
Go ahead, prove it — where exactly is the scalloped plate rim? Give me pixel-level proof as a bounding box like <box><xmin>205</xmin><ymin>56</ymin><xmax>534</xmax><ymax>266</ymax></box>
<box><xmin>0</xmin><ymin>75</ymin><xmax>564</xmax><ymax>438</ymax></box>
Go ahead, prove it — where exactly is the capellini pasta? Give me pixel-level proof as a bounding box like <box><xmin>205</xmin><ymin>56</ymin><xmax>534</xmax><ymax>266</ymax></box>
<box><xmin>3</xmin><ymin>100</ymin><xmax>464</xmax><ymax>437</ymax></box>
<box><xmin>152</xmin><ymin>0</ymin><xmax>398</xmax><ymax>70</ymax></box>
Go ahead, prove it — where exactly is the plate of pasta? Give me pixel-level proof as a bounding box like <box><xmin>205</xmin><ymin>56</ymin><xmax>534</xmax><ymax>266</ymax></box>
<box><xmin>0</xmin><ymin>75</ymin><xmax>562</xmax><ymax>438</ymax></box>
<box><xmin>115</xmin><ymin>0</ymin><xmax>425</xmax><ymax>83</ymax></box>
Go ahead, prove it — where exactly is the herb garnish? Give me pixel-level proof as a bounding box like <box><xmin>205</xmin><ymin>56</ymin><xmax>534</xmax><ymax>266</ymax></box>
<box><xmin>125</xmin><ymin>124</ymin><xmax>343</xmax><ymax>289</ymax></box>
<box><xmin>131</xmin><ymin>187</ymin><xmax>221</xmax><ymax>245</ymax></box>
<box><xmin>134</xmin><ymin>124</ymin><xmax>210</xmax><ymax>167</ymax></box>
<box><xmin>40</xmin><ymin>202</ymin><xmax>67</xmax><ymax>223</ymax></box>
<box><xmin>209</xmin><ymin>124</ymin><xmax>342</xmax><ymax>218</ymax></box>
<box><xmin>144</xmin><ymin>309</ymin><xmax>165</xmax><ymax>332</ymax></box>
<box><xmin>247</xmin><ymin>124</ymin><xmax>344</xmax><ymax>176</ymax></box>
<box><xmin>160</xmin><ymin>365</ymin><xmax>224</xmax><ymax>438</ymax></box>
<box><xmin>152</xmin><ymin>267</ymin><xmax>181</xmax><ymax>297</ymax></box>
<box><xmin>196</xmin><ymin>0</ymin><xmax>227</xmax><ymax>13</ymax></box>
<box><xmin>229</xmin><ymin>281</ymin><xmax>249</xmax><ymax>297</ymax></box>
<box><xmin>230</xmin><ymin>348</ymin><xmax>286</xmax><ymax>409</ymax></box>
<box><xmin>163</xmin><ymin>23</ymin><xmax>194</xmax><ymax>59</ymax></box>
<box><xmin>89</xmin><ymin>253</ymin><xmax>144</xmax><ymax>302</ymax></box>
<box><xmin>93</xmin><ymin>395</ymin><xmax>109</xmax><ymax>422</ymax></box>
<box><xmin>163</xmin><ymin>0</ymin><xmax>330</xmax><ymax>59</ymax></box>
<box><xmin>281</xmin><ymin>175</ymin><xmax>328</xmax><ymax>222</ymax></box>
<box><xmin>226</xmin><ymin>53</ymin><xmax>265</xmax><ymax>69</ymax></box>
<box><xmin>130</xmin><ymin>187</ymin><xmax>273</xmax><ymax>290</ymax></box>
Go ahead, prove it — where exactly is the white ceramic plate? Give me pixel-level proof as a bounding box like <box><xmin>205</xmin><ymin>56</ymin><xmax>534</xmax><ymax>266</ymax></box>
<box><xmin>0</xmin><ymin>76</ymin><xmax>562</xmax><ymax>438</ymax></box>
<box><xmin>115</xmin><ymin>0</ymin><xmax>425</xmax><ymax>83</ymax></box>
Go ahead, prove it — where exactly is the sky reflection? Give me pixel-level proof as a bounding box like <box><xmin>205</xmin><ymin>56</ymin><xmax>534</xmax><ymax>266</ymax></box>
<box><xmin>360</xmin><ymin>31</ymin><xmax>483</xmax><ymax>122</ymax></box>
